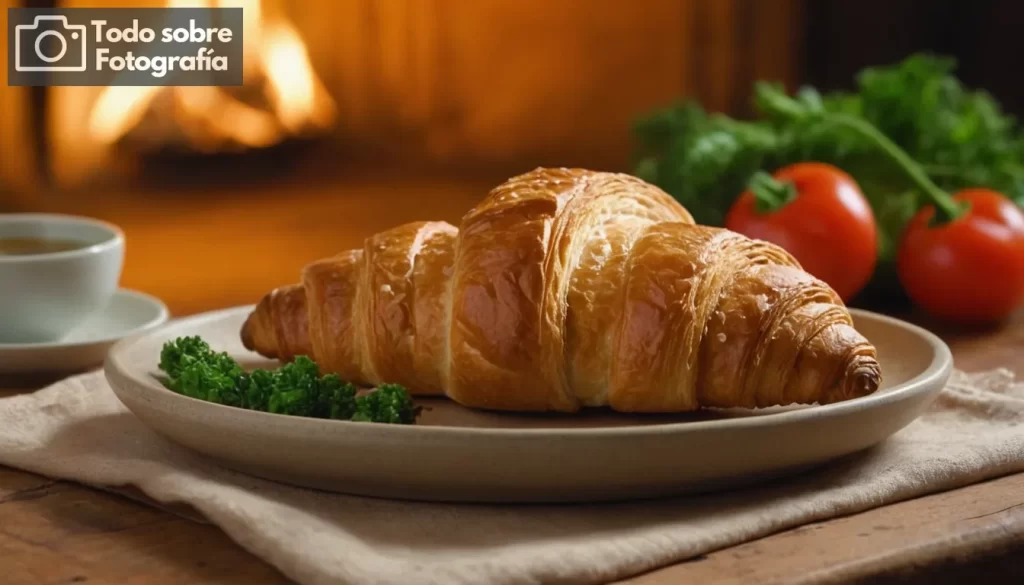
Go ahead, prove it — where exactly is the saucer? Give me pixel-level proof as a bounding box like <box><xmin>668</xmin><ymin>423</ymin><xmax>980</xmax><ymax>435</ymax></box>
<box><xmin>0</xmin><ymin>289</ymin><xmax>169</xmax><ymax>375</ymax></box>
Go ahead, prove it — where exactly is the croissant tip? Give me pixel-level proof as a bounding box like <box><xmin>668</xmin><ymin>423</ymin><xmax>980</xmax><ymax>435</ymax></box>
<box><xmin>823</xmin><ymin>361</ymin><xmax>881</xmax><ymax>405</ymax></box>
<box><xmin>240</xmin><ymin>312</ymin><xmax>256</xmax><ymax>351</ymax></box>
<box><xmin>855</xmin><ymin>370</ymin><xmax>881</xmax><ymax>396</ymax></box>
<box><xmin>240</xmin><ymin>293</ymin><xmax>276</xmax><ymax>357</ymax></box>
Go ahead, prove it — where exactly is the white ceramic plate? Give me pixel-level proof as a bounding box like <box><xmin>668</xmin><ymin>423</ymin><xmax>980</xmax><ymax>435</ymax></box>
<box><xmin>104</xmin><ymin>305</ymin><xmax>952</xmax><ymax>503</ymax></box>
<box><xmin>0</xmin><ymin>289</ymin><xmax>169</xmax><ymax>375</ymax></box>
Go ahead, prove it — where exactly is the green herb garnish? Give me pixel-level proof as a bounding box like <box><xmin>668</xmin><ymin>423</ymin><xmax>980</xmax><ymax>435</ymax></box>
<box><xmin>157</xmin><ymin>336</ymin><xmax>418</xmax><ymax>424</ymax></box>
<box><xmin>351</xmin><ymin>383</ymin><xmax>418</xmax><ymax>424</ymax></box>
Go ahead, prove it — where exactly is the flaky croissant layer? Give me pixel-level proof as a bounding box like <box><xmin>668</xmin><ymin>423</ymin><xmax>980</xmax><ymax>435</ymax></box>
<box><xmin>241</xmin><ymin>168</ymin><xmax>881</xmax><ymax>413</ymax></box>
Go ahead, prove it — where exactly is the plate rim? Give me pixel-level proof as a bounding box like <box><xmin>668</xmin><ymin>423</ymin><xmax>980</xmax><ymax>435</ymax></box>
<box><xmin>104</xmin><ymin>304</ymin><xmax>953</xmax><ymax>438</ymax></box>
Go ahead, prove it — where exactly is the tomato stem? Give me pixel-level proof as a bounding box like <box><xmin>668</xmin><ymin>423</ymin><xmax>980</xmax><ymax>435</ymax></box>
<box><xmin>753</xmin><ymin>82</ymin><xmax>967</xmax><ymax>224</ymax></box>
<box><xmin>828</xmin><ymin>113</ymin><xmax>966</xmax><ymax>223</ymax></box>
<box><xmin>748</xmin><ymin>171</ymin><xmax>797</xmax><ymax>213</ymax></box>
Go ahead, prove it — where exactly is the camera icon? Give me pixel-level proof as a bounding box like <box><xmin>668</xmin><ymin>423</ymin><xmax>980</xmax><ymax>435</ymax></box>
<box><xmin>15</xmin><ymin>15</ymin><xmax>87</xmax><ymax>72</ymax></box>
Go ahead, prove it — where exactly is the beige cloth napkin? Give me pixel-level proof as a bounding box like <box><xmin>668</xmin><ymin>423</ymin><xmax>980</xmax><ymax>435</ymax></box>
<box><xmin>1</xmin><ymin>366</ymin><xmax>1023</xmax><ymax>585</ymax></box>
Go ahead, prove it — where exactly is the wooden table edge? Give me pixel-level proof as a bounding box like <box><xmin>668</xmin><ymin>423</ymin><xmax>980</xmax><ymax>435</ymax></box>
<box><xmin>617</xmin><ymin>472</ymin><xmax>1024</xmax><ymax>583</ymax></box>
<box><xmin>0</xmin><ymin>467</ymin><xmax>1020</xmax><ymax>585</ymax></box>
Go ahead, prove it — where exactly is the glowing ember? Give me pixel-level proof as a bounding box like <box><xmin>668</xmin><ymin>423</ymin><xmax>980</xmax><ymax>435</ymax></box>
<box><xmin>89</xmin><ymin>85</ymin><xmax>162</xmax><ymax>145</ymax></box>
<box><xmin>262</xmin><ymin>21</ymin><xmax>334</xmax><ymax>134</ymax></box>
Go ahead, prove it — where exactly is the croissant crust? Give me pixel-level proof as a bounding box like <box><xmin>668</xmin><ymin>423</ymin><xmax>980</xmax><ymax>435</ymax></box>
<box><xmin>241</xmin><ymin>167</ymin><xmax>881</xmax><ymax>413</ymax></box>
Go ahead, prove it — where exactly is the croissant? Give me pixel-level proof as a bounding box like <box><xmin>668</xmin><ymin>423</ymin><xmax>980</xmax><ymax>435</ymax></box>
<box><xmin>241</xmin><ymin>167</ymin><xmax>881</xmax><ymax>413</ymax></box>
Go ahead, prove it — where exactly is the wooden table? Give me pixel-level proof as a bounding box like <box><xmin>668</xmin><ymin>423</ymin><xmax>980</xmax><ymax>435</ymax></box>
<box><xmin>2</xmin><ymin>173</ymin><xmax>1023</xmax><ymax>584</ymax></box>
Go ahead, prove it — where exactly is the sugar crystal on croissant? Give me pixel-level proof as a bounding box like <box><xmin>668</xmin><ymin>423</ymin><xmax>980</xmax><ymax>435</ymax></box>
<box><xmin>241</xmin><ymin>167</ymin><xmax>881</xmax><ymax>413</ymax></box>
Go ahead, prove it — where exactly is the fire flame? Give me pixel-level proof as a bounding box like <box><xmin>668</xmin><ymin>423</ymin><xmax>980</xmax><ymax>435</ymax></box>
<box><xmin>87</xmin><ymin>0</ymin><xmax>336</xmax><ymax>151</ymax></box>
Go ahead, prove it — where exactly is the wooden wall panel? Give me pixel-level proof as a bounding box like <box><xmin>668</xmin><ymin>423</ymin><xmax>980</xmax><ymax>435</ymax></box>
<box><xmin>746</xmin><ymin>0</ymin><xmax>805</xmax><ymax>108</ymax></box>
<box><xmin>288</xmin><ymin>0</ymin><xmax>804</xmax><ymax>171</ymax></box>
<box><xmin>691</xmin><ymin>0</ymin><xmax>738</xmax><ymax>114</ymax></box>
<box><xmin>691</xmin><ymin>0</ymin><xmax>805</xmax><ymax>116</ymax></box>
<box><xmin>431</xmin><ymin>0</ymin><xmax>691</xmax><ymax>168</ymax></box>
<box><xmin>289</xmin><ymin>0</ymin><xmax>693</xmax><ymax>170</ymax></box>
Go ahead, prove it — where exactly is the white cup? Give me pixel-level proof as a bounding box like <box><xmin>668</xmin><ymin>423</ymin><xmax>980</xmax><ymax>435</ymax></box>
<box><xmin>0</xmin><ymin>214</ymin><xmax>125</xmax><ymax>343</ymax></box>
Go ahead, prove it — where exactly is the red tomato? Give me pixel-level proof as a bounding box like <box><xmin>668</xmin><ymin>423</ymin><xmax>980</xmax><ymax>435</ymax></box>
<box><xmin>725</xmin><ymin>162</ymin><xmax>878</xmax><ymax>302</ymax></box>
<box><xmin>897</xmin><ymin>188</ymin><xmax>1024</xmax><ymax>324</ymax></box>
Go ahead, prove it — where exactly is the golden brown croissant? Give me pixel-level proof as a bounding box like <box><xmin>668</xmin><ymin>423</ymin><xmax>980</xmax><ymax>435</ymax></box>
<box><xmin>241</xmin><ymin>167</ymin><xmax>881</xmax><ymax>413</ymax></box>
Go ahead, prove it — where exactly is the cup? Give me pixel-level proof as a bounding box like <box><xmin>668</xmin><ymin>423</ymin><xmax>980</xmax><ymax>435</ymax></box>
<box><xmin>0</xmin><ymin>213</ymin><xmax>125</xmax><ymax>343</ymax></box>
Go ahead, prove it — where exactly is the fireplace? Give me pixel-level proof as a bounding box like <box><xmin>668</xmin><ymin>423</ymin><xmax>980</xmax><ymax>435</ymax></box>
<box><xmin>2</xmin><ymin>0</ymin><xmax>340</xmax><ymax>196</ymax></box>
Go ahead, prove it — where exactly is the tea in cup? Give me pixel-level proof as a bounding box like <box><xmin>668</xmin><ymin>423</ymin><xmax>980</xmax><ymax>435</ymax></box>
<box><xmin>0</xmin><ymin>214</ymin><xmax>125</xmax><ymax>343</ymax></box>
